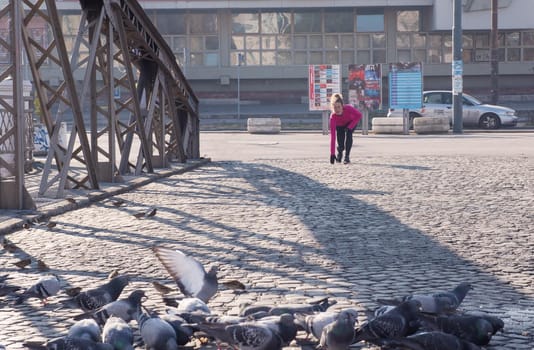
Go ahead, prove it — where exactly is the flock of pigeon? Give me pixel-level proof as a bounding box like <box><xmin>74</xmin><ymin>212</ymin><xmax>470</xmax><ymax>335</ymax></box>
<box><xmin>1</xmin><ymin>245</ymin><xmax>505</xmax><ymax>350</ymax></box>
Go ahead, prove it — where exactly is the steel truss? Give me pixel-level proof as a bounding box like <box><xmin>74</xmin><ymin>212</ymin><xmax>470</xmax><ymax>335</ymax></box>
<box><xmin>0</xmin><ymin>0</ymin><xmax>199</xmax><ymax>208</ymax></box>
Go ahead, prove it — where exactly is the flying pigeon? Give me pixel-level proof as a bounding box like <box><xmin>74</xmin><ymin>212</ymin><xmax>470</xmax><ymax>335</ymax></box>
<box><xmin>240</xmin><ymin>297</ymin><xmax>337</xmax><ymax>317</ymax></box>
<box><xmin>71</xmin><ymin>275</ymin><xmax>130</xmax><ymax>312</ymax></box>
<box><xmin>380</xmin><ymin>331</ymin><xmax>482</xmax><ymax>350</ymax></box>
<box><xmin>376</xmin><ymin>282</ymin><xmax>473</xmax><ymax>314</ymax></box>
<box><xmin>73</xmin><ymin>290</ymin><xmax>145</xmax><ymax>325</ymax></box>
<box><xmin>319</xmin><ymin>309</ymin><xmax>358</xmax><ymax>350</ymax></box>
<box><xmin>135</xmin><ymin>308</ymin><xmax>178</xmax><ymax>350</ymax></box>
<box><xmin>419</xmin><ymin>313</ymin><xmax>504</xmax><ymax>345</ymax></box>
<box><xmin>152</xmin><ymin>246</ymin><xmax>218</xmax><ymax>303</ymax></box>
<box><xmin>67</xmin><ymin>319</ymin><xmax>102</xmax><ymax>342</ymax></box>
<box><xmin>14</xmin><ymin>274</ymin><xmax>61</xmax><ymax>305</ymax></box>
<box><xmin>23</xmin><ymin>337</ymin><xmax>113</xmax><ymax>350</ymax></box>
<box><xmin>295</xmin><ymin>308</ymin><xmax>359</xmax><ymax>340</ymax></box>
<box><xmin>353</xmin><ymin>299</ymin><xmax>422</xmax><ymax>345</ymax></box>
<box><xmin>102</xmin><ymin>316</ymin><xmax>134</xmax><ymax>350</ymax></box>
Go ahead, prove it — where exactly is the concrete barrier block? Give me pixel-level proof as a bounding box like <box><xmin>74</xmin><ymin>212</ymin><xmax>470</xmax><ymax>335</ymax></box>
<box><xmin>414</xmin><ymin>116</ymin><xmax>450</xmax><ymax>134</ymax></box>
<box><xmin>372</xmin><ymin>117</ymin><xmax>404</xmax><ymax>134</ymax></box>
<box><xmin>247</xmin><ymin>117</ymin><xmax>281</xmax><ymax>134</ymax></box>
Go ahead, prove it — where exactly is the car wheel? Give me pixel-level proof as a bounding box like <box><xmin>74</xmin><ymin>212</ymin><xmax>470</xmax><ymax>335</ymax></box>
<box><xmin>479</xmin><ymin>114</ymin><xmax>501</xmax><ymax>129</ymax></box>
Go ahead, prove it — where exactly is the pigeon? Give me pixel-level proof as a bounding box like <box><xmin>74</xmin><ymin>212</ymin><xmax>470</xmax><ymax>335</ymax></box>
<box><xmin>73</xmin><ymin>290</ymin><xmax>145</xmax><ymax>325</ymax></box>
<box><xmin>221</xmin><ymin>280</ymin><xmax>246</xmax><ymax>290</ymax></box>
<box><xmin>240</xmin><ymin>297</ymin><xmax>337</xmax><ymax>317</ymax></box>
<box><xmin>295</xmin><ymin>308</ymin><xmax>359</xmax><ymax>340</ymax></box>
<box><xmin>160</xmin><ymin>313</ymin><xmax>195</xmax><ymax>346</ymax></box>
<box><xmin>152</xmin><ymin>281</ymin><xmax>174</xmax><ymax>294</ymax></box>
<box><xmin>65</xmin><ymin>287</ymin><xmax>82</xmax><ymax>297</ymax></box>
<box><xmin>13</xmin><ymin>258</ymin><xmax>32</xmax><ymax>269</ymax></box>
<box><xmin>419</xmin><ymin>313</ymin><xmax>504</xmax><ymax>345</ymax></box>
<box><xmin>111</xmin><ymin>199</ymin><xmax>125</xmax><ymax>207</ymax></box>
<box><xmin>194</xmin><ymin>321</ymin><xmax>283</xmax><ymax>350</ymax></box>
<box><xmin>319</xmin><ymin>309</ymin><xmax>358</xmax><ymax>350</ymax></box>
<box><xmin>14</xmin><ymin>274</ymin><xmax>61</xmax><ymax>305</ymax></box>
<box><xmin>66</xmin><ymin>197</ymin><xmax>77</xmax><ymax>204</ymax></box>
<box><xmin>352</xmin><ymin>299</ymin><xmax>422</xmax><ymax>345</ymax></box>
<box><xmin>152</xmin><ymin>246</ymin><xmax>218</xmax><ymax>303</ymax></box>
<box><xmin>133</xmin><ymin>212</ymin><xmax>146</xmax><ymax>219</ymax></box>
<box><xmin>37</xmin><ymin>259</ymin><xmax>50</xmax><ymax>272</ymax></box>
<box><xmin>376</xmin><ymin>282</ymin><xmax>473</xmax><ymax>314</ymax></box>
<box><xmin>70</xmin><ymin>275</ymin><xmax>130</xmax><ymax>312</ymax></box>
<box><xmin>135</xmin><ymin>308</ymin><xmax>178</xmax><ymax>350</ymax></box>
<box><xmin>146</xmin><ymin>208</ymin><xmax>157</xmax><ymax>217</ymax></box>
<box><xmin>380</xmin><ymin>331</ymin><xmax>482</xmax><ymax>350</ymax></box>
<box><xmin>168</xmin><ymin>297</ymin><xmax>212</xmax><ymax>314</ymax></box>
<box><xmin>102</xmin><ymin>316</ymin><xmax>134</xmax><ymax>350</ymax></box>
<box><xmin>23</xmin><ymin>337</ymin><xmax>113</xmax><ymax>350</ymax></box>
<box><xmin>2</xmin><ymin>238</ymin><xmax>19</xmax><ymax>252</ymax></box>
<box><xmin>68</xmin><ymin>319</ymin><xmax>102</xmax><ymax>342</ymax></box>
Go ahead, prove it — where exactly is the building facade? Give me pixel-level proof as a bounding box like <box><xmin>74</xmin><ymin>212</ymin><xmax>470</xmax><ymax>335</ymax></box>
<box><xmin>35</xmin><ymin>1</ymin><xmax>534</xmax><ymax>108</ymax></box>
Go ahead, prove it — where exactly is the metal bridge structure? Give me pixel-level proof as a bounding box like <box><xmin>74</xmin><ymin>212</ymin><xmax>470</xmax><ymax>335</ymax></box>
<box><xmin>0</xmin><ymin>0</ymin><xmax>199</xmax><ymax>209</ymax></box>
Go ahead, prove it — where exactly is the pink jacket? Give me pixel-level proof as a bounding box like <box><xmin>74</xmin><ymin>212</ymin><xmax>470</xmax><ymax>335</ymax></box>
<box><xmin>330</xmin><ymin>105</ymin><xmax>362</xmax><ymax>155</ymax></box>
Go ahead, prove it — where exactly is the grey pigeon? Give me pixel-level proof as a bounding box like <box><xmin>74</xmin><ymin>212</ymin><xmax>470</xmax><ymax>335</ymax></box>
<box><xmin>152</xmin><ymin>246</ymin><xmax>218</xmax><ymax>303</ymax></box>
<box><xmin>419</xmin><ymin>313</ymin><xmax>504</xmax><ymax>345</ymax></box>
<box><xmin>176</xmin><ymin>297</ymin><xmax>212</xmax><ymax>314</ymax></box>
<box><xmin>73</xmin><ymin>289</ymin><xmax>145</xmax><ymax>325</ymax></box>
<box><xmin>381</xmin><ymin>331</ymin><xmax>481</xmax><ymax>350</ymax></box>
<box><xmin>296</xmin><ymin>308</ymin><xmax>359</xmax><ymax>340</ymax></box>
<box><xmin>160</xmin><ymin>313</ymin><xmax>194</xmax><ymax>346</ymax></box>
<box><xmin>255</xmin><ymin>313</ymin><xmax>298</xmax><ymax>345</ymax></box>
<box><xmin>72</xmin><ymin>275</ymin><xmax>130</xmax><ymax>312</ymax></box>
<box><xmin>352</xmin><ymin>299</ymin><xmax>422</xmax><ymax>345</ymax></box>
<box><xmin>23</xmin><ymin>337</ymin><xmax>113</xmax><ymax>350</ymax></box>
<box><xmin>102</xmin><ymin>316</ymin><xmax>134</xmax><ymax>350</ymax></box>
<box><xmin>194</xmin><ymin>321</ymin><xmax>283</xmax><ymax>350</ymax></box>
<box><xmin>240</xmin><ymin>297</ymin><xmax>337</xmax><ymax>317</ymax></box>
<box><xmin>376</xmin><ymin>282</ymin><xmax>472</xmax><ymax>314</ymax></box>
<box><xmin>14</xmin><ymin>274</ymin><xmax>61</xmax><ymax>305</ymax></box>
<box><xmin>135</xmin><ymin>308</ymin><xmax>178</xmax><ymax>350</ymax></box>
<box><xmin>68</xmin><ymin>319</ymin><xmax>102</xmax><ymax>342</ymax></box>
<box><xmin>319</xmin><ymin>309</ymin><xmax>358</xmax><ymax>350</ymax></box>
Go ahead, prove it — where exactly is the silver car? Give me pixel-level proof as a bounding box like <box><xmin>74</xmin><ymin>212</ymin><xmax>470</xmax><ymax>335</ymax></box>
<box><xmin>387</xmin><ymin>90</ymin><xmax>518</xmax><ymax>129</ymax></box>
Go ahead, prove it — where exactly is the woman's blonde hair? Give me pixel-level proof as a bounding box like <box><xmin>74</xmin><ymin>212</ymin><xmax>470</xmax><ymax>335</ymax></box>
<box><xmin>330</xmin><ymin>93</ymin><xmax>344</xmax><ymax>107</ymax></box>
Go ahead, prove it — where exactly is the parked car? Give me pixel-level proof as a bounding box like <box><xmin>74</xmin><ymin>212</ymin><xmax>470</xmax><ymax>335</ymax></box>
<box><xmin>387</xmin><ymin>90</ymin><xmax>518</xmax><ymax>129</ymax></box>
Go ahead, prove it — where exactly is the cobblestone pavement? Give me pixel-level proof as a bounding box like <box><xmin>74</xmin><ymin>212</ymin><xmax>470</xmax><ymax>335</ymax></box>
<box><xmin>1</xmin><ymin>133</ymin><xmax>533</xmax><ymax>349</ymax></box>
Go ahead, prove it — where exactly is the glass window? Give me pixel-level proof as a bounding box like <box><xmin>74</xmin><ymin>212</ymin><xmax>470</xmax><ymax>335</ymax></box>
<box><xmin>190</xmin><ymin>13</ymin><xmax>217</xmax><ymax>34</ymax></box>
<box><xmin>523</xmin><ymin>31</ymin><xmax>534</xmax><ymax>46</ymax></box>
<box><xmin>372</xmin><ymin>33</ymin><xmax>386</xmax><ymax>48</ymax></box>
<box><xmin>231</xmin><ymin>36</ymin><xmax>245</xmax><ymax>50</ymax></box>
<box><xmin>205</xmin><ymin>36</ymin><xmax>219</xmax><ymax>50</ymax></box>
<box><xmin>413</xmin><ymin>34</ymin><xmax>426</xmax><ymax>48</ymax></box>
<box><xmin>341</xmin><ymin>35</ymin><xmax>354</xmax><ymax>48</ymax></box>
<box><xmin>397</xmin><ymin>11</ymin><xmax>419</xmax><ymax>32</ymax></box>
<box><xmin>325</xmin><ymin>10</ymin><xmax>353</xmax><ymax>33</ymax></box>
<box><xmin>356</xmin><ymin>34</ymin><xmax>370</xmax><ymax>49</ymax></box>
<box><xmin>262</xmin><ymin>51</ymin><xmax>276</xmax><ymax>65</ymax></box>
<box><xmin>294</xmin><ymin>35</ymin><xmax>307</xmax><ymax>50</ymax></box>
<box><xmin>373</xmin><ymin>49</ymin><xmax>386</xmax><ymax>63</ymax></box>
<box><xmin>523</xmin><ymin>48</ymin><xmax>534</xmax><ymax>61</ymax></box>
<box><xmin>507</xmin><ymin>48</ymin><xmax>520</xmax><ymax>61</ymax></box>
<box><xmin>173</xmin><ymin>36</ymin><xmax>187</xmax><ymax>51</ymax></box>
<box><xmin>429</xmin><ymin>34</ymin><xmax>442</xmax><ymax>49</ymax></box>
<box><xmin>204</xmin><ymin>53</ymin><xmax>218</xmax><ymax>66</ymax></box>
<box><xmin>396</xmin><ymin>33</ymin><xmax>410</xmax><ymax>48</ymax></box>
<box><xmin>356</xmin><ymin>50</ymin><xmax>370</xmax><ymax>64</ymax></box>
<box><xmin>428</xmin><ymin>48</ymin><xmax>441</xmax><ymax>63</ymax></box>
<box><xmin>341</xmin><ymin>51</ymin><xmax>354</xmax><ymax>65</ymax></box>
<box><xmin>190</xmin><ymin>53</ymin><xmax>203</xmax><ymax>66</ymax></box>
<box><xmin>190</xmin><ymin>36</ymin><xmax>203</xmax><ymax>51</ymax></box>
<box><xmin>246</xmin><ymin>36</ymin><xmax>260</xmax><ymax>50</ymax></box>
<box><xmin>261</xmin><ymin>12</ymin><xmax>291</xmax><ymax>34</ymax></box>
<box><xmin>325</xmin><ymin>51</ymin><xmax>339</xmax><ymax>64</ymax></box>
<box><xmin>294</xmin><ymin>51</ymin><xmax>307</xmax><ymax>64</ymax></box>
<box><xmin>414</xmin><ymin>49</ymin><xmax>426</xmax><ymax>62</ymax></box>
<box><xmin>462</xmin><ymin>34</ymin><xmax>474</xmax><ymax>48</ymax></box>
<box><xmin>398</xmin><ymin>50</ymin><xmax>411</xmax><ymax>62</ymax></box>
<box><xmin>294</xmin><ymin>11</ymin><xmax>321</xmax><ymax>33</ymax></box>
<box><xmin>277</xmin><ymin>35</ymin><xmax>292</xmax><ymax>49</ymax></box>
<box><xmin>309</xmin><ymin>35</ymin><xmax>323</xmax><ymax>49</ymax></box>
<box><xmin>278</xmin><ymin>51</ymin><xmax>292</xmax><ymax>64</ymax></box>
<box><xmin>310</xmin><ymin>51</ymin><xmax>323</xmax><ymax>64</ymax></box>
<box><xmin>262</xmin><ymin>36</ymin><xmax>276</xmax><ymax>50</ymax></box>
<box><xmin>356</xmin><ymin>9</ymin><xmax>384</xmax><ymax>32</ymax></box>
<box><xmin>62</xmin><ymin>15</ymin><xmax>82</xmax><ymax>36</ymax></box>
<box><xmin>506</xmin><ymin>32</ymin><xmax>520</xmax><ymax>46</ymax></box>
<box><xmin>325</xmin><ymin>35</ymin><xmax>339</xmax><ymax>49</ymax></box>
<box><xmin>232</xmin><ymin>13</ymin><xmax>259</xmax><ymax>34</ymax></box>
<box><xmin>475</xmin><ymin>34</ymin><xmax>489</xmax><ymax>48</ymax></box>
<box><xmin>246</xmin><ymin>51</ymin><xmax>260</xmax><ymax>65</ymax></box>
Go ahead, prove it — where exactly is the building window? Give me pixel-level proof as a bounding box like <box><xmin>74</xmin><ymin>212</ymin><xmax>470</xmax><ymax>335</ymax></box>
<box><xmin>356</xmin><ymin>9</ymin><xmax>384</xmax><ymax>32</ymax></box>
<box><xmin>294</xmin><ymin>11</ymin><xmax>321</xmax><ymax>33</ymax></box>
<box><xmin>397</xmin><ymin>11</ymin><xmax>420</xmax><ymax>32</ymax></box>
<box><xmin>324</xmin><ymin>10</ymin><xmax>353</xmax><ymax>33</ymax></box>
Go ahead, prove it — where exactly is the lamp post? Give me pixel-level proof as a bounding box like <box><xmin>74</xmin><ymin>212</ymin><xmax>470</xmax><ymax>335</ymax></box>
<box><xmin>237</xmin><ymin>53</ymin><xmax>244</xmax><ymax>119</ymax></box>
<box><xmin>452</xmin><ymin>0</ymin><xmax>463</xmax><ymax>134</ymax></box>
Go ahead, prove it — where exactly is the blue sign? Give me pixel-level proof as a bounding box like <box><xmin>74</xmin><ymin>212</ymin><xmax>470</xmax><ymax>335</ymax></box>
<box><xmin>388</xmin><ymin>62</ymin><xmax>423</xmax><ymax>110</ymax></box>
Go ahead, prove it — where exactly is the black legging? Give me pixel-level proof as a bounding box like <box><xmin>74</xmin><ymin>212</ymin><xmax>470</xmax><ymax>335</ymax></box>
<box><xmin>336</xmin><ymin>126</ymin><xmax>354</xmax><ymax>157</ymax></box>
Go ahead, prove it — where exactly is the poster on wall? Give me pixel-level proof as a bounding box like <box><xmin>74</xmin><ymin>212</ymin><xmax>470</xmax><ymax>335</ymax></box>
<box><xmin>388</xmin><ymin>62</ymin><xmax>423</xmax><ymax>110</ymax></box>
<box><xmin>308</xmin><ymin>64</ymin><xmax>341</xmax><ymax>111</ymax></box>
<box><xmin>348</xmin><ymin>64</ymin><xmax>382</xmax><ymax>111</ymax></box>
